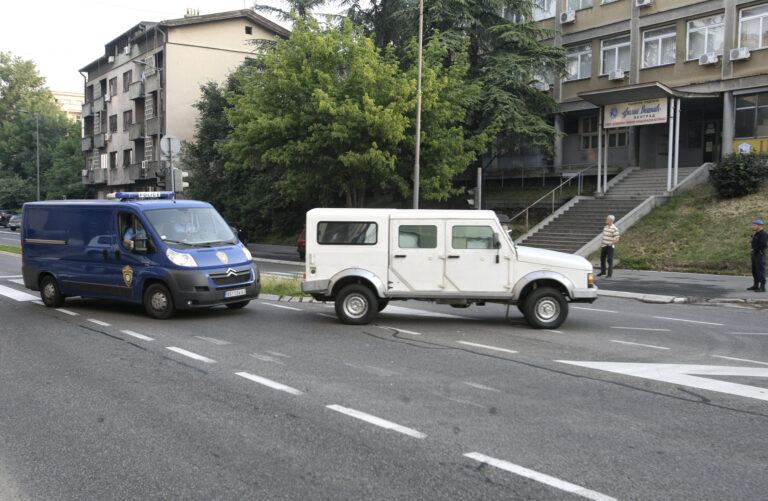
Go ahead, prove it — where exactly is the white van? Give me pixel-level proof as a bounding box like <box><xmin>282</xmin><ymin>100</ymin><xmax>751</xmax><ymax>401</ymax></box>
<box><xmin>301</xmin><ymin>209</ymin><xmax>596</xmax><ymax>329</ymax></box>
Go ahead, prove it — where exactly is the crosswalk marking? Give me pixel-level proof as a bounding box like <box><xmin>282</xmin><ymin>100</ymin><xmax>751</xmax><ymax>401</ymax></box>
<box><xmin>0</xmin><ymin>284</ymin><xmax>39</xmax><ymax>302</ymax></box>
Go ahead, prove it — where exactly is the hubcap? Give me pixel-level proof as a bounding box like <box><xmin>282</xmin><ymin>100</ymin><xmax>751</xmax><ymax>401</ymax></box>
<box><xmin>43</xmin><ymin>282</ymin><xmax>55</xmax><ymax>299</ymax></box>
<box><xmin>535</xmin><ymin>297</ymin><xmax>559</xmax><ymax>322</ymax></box>
<box><xmin>151</xmin><ymin>291</ymin><xmax>168</xmax><ymax>311</ymax></box>
<box><xmin>343</xmin><ymin>294</ymin><xmax>368</xmax><ymax>319</ymax></box>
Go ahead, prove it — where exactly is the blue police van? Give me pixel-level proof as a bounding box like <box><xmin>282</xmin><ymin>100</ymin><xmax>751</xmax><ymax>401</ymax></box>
<box><xmin>21</xmin><ymin>192</ymin><xmax>260</xmax><ymax>318</ymax></box>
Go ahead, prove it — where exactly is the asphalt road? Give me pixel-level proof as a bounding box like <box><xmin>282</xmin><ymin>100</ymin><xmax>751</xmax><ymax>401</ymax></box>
<box><xmin>1</xmin><ymin>252</ymin><xmax>767</xmax><ymax>499</ymax></box>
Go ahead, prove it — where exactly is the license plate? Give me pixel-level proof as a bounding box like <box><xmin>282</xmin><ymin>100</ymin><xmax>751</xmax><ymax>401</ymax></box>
<box><xmin>225</xmin><ymin>288</ymin><xmax>246</xmax><ymax>298</ymax></box>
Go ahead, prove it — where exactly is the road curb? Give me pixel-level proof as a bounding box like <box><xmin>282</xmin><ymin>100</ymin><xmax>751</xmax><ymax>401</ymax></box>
<box><xmin>598</xmin><ymin>289</ymin><xmax>768</xmax><ymax>308</ymax></box>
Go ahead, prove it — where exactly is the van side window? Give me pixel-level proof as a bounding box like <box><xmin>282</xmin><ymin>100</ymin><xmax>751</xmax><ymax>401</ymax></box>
<box><xmin>398</xmin><ymin>225</ymin><xmax>437</xmax><ymax>248</ymax></box>
<box><xmin>317</xmin><ymin>222</ymin><xmax>377</xmax><ymax>245</ymax></box>
<box><xmin>120</xmin><ymin>213</ymin><xmax>147</xmax><ymax>251</ymax></box>
<box><xmin>452</xmin><ymin>226</ymin><xmax>494</xmax><ymax>249</ymax></box>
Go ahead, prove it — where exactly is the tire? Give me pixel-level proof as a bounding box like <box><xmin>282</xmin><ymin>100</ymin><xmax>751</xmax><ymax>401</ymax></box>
<box><xmin>40</xmin><ymin>275</ymin><xmax>65</xmax><ymax>307</ymax></box>
<box><xmin>226</xmin><ymin>300</ymin><xmax>250</xmax><ymax>309</ymax></box>
<box><xmin>522</xmin><ymin>287</ymin><xmax>568</xmax><ymax>329</ymax></box>
<box><xmin>335</xmin><ymin>284</ymin><xmax>377</xmax><ymax>325</ymax></box>
<box><xmin>143</xmin><ymin>283</ymin><xmax>175</xmax><ymax>319</ymax></box>
<box><xmin>377</xmin><ymin>299</ymin><xmax>389</xmax><ymax>312</ymax></box>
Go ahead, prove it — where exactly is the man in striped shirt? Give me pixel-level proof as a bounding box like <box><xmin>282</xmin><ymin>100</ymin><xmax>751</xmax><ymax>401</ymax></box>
<box><xmin>598</xmin><ymin>215</ymin><xmax>620</xmax><ymax>278</ymax></box>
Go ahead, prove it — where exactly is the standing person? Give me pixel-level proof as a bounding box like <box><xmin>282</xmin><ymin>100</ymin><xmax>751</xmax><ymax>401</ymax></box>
<box><xmin>748</xmin><ymin>219</ymin><xmax>767</xmax><ymax>292</ymax></box>
<box><xmin>598</xmin><ymin>215</ymin><xmax>620</xmax><ymax>278</ymax></box>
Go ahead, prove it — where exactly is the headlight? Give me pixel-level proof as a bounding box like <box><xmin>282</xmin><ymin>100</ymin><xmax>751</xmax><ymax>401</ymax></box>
<box><xmin>243</xmin><ymin>246</ymin><xmax>252</xmax><ymax>261</ymax></box>
<box><xmin>166</xmin><ymin>248</ymin><xmax>198</xmax><ymax>267</ymax></box>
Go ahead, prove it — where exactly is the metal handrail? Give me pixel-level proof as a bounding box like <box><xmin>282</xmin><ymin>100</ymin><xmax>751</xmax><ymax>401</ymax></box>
<box><xmin>509</xmin><ymin>164</ymin><xmax>598</xmax><ymax>232</ymax></box>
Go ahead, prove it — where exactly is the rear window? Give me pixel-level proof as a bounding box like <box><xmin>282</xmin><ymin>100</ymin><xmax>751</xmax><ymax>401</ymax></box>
<box><xmin>317</xmin><ymin>222</ymin><xmax>377</xmax><ymax>245</ymax></box>
<box><xmin>452</xmin><ymin>225</ymin><xmax>494</xmax><ymax>249</ymax></box>
<box><xmin>398</xmin><ymin>225</ymin><xmax>437</xmax><ymax>248</ymax></box>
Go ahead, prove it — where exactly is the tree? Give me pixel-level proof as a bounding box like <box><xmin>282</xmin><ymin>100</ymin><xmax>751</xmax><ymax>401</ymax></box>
<box><xmin>45</xmin><ymin>120</ymin><xmax>91</xmax><ymax>200</ymax></box>
<box><xmin>0</xmin><ymin>175</ymin><xmax>34</xmax><ymax>208</ymax></box>
<box><xmin>225</xmin><ymin>17</ymin><xmax>486</xmax><ymax>207</ymax></box>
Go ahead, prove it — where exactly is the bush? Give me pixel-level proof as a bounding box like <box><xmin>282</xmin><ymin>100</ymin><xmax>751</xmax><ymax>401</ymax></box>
<box><xmin>710</xmin><ymin>153</ymin><xmax>768</xmax><ymax>198</ymax></box>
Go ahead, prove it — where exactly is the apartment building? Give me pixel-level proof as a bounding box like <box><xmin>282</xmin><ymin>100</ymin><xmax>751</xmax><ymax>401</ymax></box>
<box><xmin>52</xmin><ymin>91</ymin><xmax>85</xmax><ymax>121</ymax></box>
<box><xmin>79</xmin><ymin>9</ymin><xmax>290</xmax><ymax>198</ymax></box>
<box><xmin>533</xmin><ymin>0</ymin><xmax>768</xmax><ymax>177</ymax></box>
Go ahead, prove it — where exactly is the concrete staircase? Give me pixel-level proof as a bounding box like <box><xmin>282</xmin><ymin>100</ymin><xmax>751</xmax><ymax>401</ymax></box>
<box><xmin>517</xmin><ymin>167</ymin><xmax>703</xmax><ymax>255</ymax></box>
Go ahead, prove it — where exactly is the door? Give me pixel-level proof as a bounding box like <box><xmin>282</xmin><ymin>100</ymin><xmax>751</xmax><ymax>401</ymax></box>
<box><xmin>444</xmin><ymin>221</ymin><xmax>509</xmax><ymax>293</ymax></box>
<box><xmin>388</xmin><ymin>220</ymin><xmax>445</xmax><ymax>293</ymax></box>
<box><xmin>702</xmin><ymin>120</ymin><xmax>719</xmax><ymax>162</ymax></box>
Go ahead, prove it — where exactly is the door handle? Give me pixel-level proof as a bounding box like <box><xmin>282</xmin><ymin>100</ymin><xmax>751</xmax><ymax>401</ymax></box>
<box><xmin>447</xmin><ymin>255</ymin><xmax>460</xmax><ymax>259</ymax></box>
<box><xmin>394</xmin><ymin>254</ymin><xmax>406</xmax><ymax>258</ymax></box>
<box><xmin>102</xmin><ymin>249</ymin><xmax>108</xmax><ymax>261</ymax></box>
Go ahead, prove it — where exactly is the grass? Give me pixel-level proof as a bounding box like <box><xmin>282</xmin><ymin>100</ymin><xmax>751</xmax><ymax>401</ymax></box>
<box><xmin>608</xmin><ymin>182</ymin><xmax>768</xmax><ymax>275</ymax></box>
<box><xmin>261</xmin><ymin>274</ymin><xmax>309</xmax><ymax>297</ymax></box>
<box><xmin>0</xmin><ymin>245</ymin><xmax>20</xmax><ymax>254</ymax></box>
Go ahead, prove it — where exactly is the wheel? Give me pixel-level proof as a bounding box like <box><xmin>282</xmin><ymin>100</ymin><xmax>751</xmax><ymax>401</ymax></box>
<box><xmin>335</xmin><ymin>284</ymin><xmax>377</xmax><ymax>325</ymax></box>
<box><xmin>40</xmin><ymin>275</ymin><xmax>65</xmax><ymax>307</ymax></box>
<box><xmin>377</xmin><ymin>299</ymin><xmax>389</xmax><ymax>312</ymax></box>
<box><xmin>226</xmin><ymin>300</ymin><xmax>250</xmax><ymax>309</ymax></box>
<box><xmin>522</xmin><ymin>287</ymin><xmax>568</xmax><ymax>329</ymax></box>
<box><xmin>143</xmin><ymin>283</ymin><xmax>175</xmax><ymax>319</ymax></box>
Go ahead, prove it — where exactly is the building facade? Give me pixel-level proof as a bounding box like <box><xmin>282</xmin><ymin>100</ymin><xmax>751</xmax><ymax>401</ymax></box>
<box><xmin>79</xmin><ymin>9</ymin><xmax>290</xmax><ymax>198</ymax></box>
<box><xmin>533</xmin><ymin>0</ymin><xmax>768</xmax><ymax>171</ymax></box>
<box><xmin>52</xmin><ymin>91</ymin><xmax>85</xmax><ymax>121</ymax></box>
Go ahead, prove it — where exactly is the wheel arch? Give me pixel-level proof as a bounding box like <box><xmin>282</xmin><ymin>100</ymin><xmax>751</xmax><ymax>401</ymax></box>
<box><xmin>329</xmin><ymin>269</ymin><xmax>386</xmax><ymax>299</ymax></box>
<box><xmin>514</xmin><ymin>271</ymin><xmax>572</xmax><ymax>303</ymax></box>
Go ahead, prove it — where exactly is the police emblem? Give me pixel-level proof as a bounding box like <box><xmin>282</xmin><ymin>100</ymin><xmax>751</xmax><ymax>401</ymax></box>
<box><xmin>216</xmin><ymin>251</ymin><xmax>229</xmax><ymax>264</ymax></box>
<box><xmin>122</xmin><ymin>265</ymin><xmax>134</xmax><ymax>287</ymax></box>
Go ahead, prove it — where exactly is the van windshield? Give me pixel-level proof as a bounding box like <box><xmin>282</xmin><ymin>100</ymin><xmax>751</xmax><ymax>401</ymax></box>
<box><xmin>143</xmin><ymin>207</ymin><xmax>237</xmax><ymax>247</ymax></box>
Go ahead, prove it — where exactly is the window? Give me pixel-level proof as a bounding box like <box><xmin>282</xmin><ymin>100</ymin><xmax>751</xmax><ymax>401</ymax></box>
<box><xmin>739</xmin><ymin>4</ymin><xmax>768</xmax><ymax>49</ymax></box>
<box><xmin>123</xmin><ymin>149</ymin><xmax>132</xmax><ymax>167</ymax></box>
<box><xmin>581</xmin><ymin>115</ymin><xmax>599</xmax><ymax>150</ymax></box>
<box><xmin>452</xmin><ymin>226</ymin><xmax>494</xmax><ymax>250</ymax></box>
<box><xmin>567</xmin><ymin>0</ymin><xmax>593</xmax><ymax>10</ymax></box>
<box><xmin>245</xmin><ymin>26</ymin><xmax>253</xmax><ymax>35</ymax></box>
<box><xmin>601</xmin><ymin>35</ymin><xmax>630</xmax><ymax>74</ymax></box>
<box><xmin>317</xmin><ymin>222</ymin><xmax>377</xmax><ymax>245</ymax></box>
<box><xmin>399</xmin><ymin>225</ymin><xmax>437</xmax><ymax>249</ymax></box>
<box><xmin>687</xmin><ymin>15</ymin><xmax>724</xmax><ymax>60</ymax></box>
<box><xmin>533</xmin><ymin>0</ymin><xmax>556</xmax><ymax>20</ymax></box>
<box><xmin>122</xmin><ymin>70</ymin><xmax>132</xmax><ymax>92</ymax></box>
<box><xmin>735</xmin><ymin>93</ymin><xmax>768</xmax><ymax>138</ymax></box>
<box><xmin>565</xmin><ymin>44</ymin><xmax>592</xmax><ymax>81</ymax></box>
<box><xmin>608</xmin><ymin>129</ymin><xmax>627</xmax><ymax>147</ymax></box>
<box><xmin>109</xmin><ymin>151</ymin><xmax>117</xmax><ymax>169</ymax></box>
<box><xmin>602</xmin><ymin>0</ymin><xmax>621</xmax><ymax>4</ymax></box>
<box><xmin>109</xmin><ymin>114</ymin><xmax>118</xmax><ymax>133</ymax></box>
<box><xmin>643</xmin><ymin>26</ymin><xmax>677</xmax><ymax>68</ymax></box>
<box><xmin>108</xmin><ymin>77</ymin><xmax>118</xmax><ymax>97</ymax></box>
<box><xmin>123</xmin><ymin>110</ymin><xmax>132</xmax><ymax>131</ymax></box>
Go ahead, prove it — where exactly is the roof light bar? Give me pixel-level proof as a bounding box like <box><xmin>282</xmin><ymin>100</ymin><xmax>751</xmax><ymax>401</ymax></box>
<box><xmin>107</xmin><ymin>192</ymin><xmax>175</xmax><ymax>200</ymax></box>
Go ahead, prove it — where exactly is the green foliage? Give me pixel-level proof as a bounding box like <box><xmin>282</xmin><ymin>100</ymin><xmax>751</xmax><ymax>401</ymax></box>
<box><xmin>0</xmin><ymin>175</ymin><xmax>34</xmax><ymax>208</ymax></box>
<box><xmin>709</xmin><ymin>153</ymin><xmax>768</xmax><ymax>199</ymax></box>
<box><xmin>45</xmin><ymin>119</ymin><xmax>90</xmax><ymax>199</ymax></box>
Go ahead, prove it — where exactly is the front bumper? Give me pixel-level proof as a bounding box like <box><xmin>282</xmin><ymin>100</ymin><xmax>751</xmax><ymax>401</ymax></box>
<box><xmin>165</xmin><ymin>265</ymin><xmax>261</xmax><ymax>309</ymax></box>
<box><xmin>571</xmin><ymin>285</ymin><xmax>598</xmax><ymax>302</ymax></box>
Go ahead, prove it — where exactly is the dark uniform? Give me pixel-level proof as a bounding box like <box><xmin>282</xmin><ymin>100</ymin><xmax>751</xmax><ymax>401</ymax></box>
<box><xmin>750</xmin><ymin>222</ymin><xmax>767</xmax><ymax>292</ymax></box>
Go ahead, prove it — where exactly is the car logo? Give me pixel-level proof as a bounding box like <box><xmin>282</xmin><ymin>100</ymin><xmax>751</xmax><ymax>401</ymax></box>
<box><xmin>216</xmin><ymin>251</ymin><xmax>229</xmax><ymax>264</ymax></box>
<box><xmin>122</xmin><ymin>265</ymin><xmax>134</xmax><ymax>287</ymax></box>
<box><xmin>225</xmin><ymin>268</ymin><xmax>238</xmax><ymax>277</ymax></box>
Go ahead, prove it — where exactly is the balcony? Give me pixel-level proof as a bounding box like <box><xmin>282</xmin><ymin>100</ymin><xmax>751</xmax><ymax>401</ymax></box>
<box><xmin>81</xmin><ymin>102</ymin><xmax>93</xmax><ymax>118</ymax></box>
<box><xmin>92</xmin><ymin>168</ymin><xmax>108</xmax><ymax>185</ymax></box>
<box><xmin>81</xmin><ymin>136</ymin><xmax>93</xmax><ymax>151</ymax></box>
<box><xmin>142</xmin><ymin>160</ymin><xmax>166</xmax><ymax>178</ymax></box>
<box><xmin>129</xmin><ymin>122</ymin><xmax>144</xmax><ymax>141</ymax></box>
<box><xmin>93</xmin><ymin>96</ymin><xmax>105</xmax><ymax>112</ymax></box>
<box><xmin>129</xmin><ymin>80</ymin><xmax>144</xmax><ymax>100</ymax></box>
<box><xmin>145</xmin><ymin>72</ymin><xmax>160</xmax><ymax>93</ymax></box>
<box><xmin>93</xmin><ymin>133</ymin><xmax>107</xmax><ymax>149</ymax></box>
<box><xmin>146</xmin><ymin>116</ymin><xmax>160</xmax><ymax>136</ymax></box>
<box><xmin>125</xmin><ymin>163</ymin><xmax>145</xmax><ymax>181</ymax></box>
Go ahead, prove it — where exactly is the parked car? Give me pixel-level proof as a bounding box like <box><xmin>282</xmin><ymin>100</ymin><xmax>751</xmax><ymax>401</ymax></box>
<box><xmin>297</xmin><ymin>228</ymin><xmax>306</xmax><ymax>260</ymax></box>
<box><xmin>0</xmin><ymin>210</ymin><xmax>16</xmax><ymax>227</ymax></box>
<box><xmin>7</xmin><ymin>214</ymin><xmax>21</xmax><ymax>231</ymax></box>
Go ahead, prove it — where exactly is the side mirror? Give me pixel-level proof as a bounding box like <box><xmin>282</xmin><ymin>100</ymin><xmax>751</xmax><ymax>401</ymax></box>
<box><xmin>134</xmin><ymin>234</ymin><xmax>148</xmax><ymax>253</ymax></box>
<box><xmin>493</xmin><ymin>232</ymin><xmax>501</xmax><ymax>249</ymax></box>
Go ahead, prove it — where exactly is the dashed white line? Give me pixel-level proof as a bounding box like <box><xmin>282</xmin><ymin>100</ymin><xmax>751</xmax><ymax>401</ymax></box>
<box><xmin>610</xmin><ymin>340</ymin><xmax>670</xmax><ymax>350</ymax></box>
<box><xmin>653</xmin><ymin>316</ymin><xmax>723</xmax><ymax>326</ymax></box>
<box><xmin>610</xmin><ymin>326</ymin><xmax>671</xmax><ymax>332</ymax></box>
<box><xmin>250</xmin><ymin>353</ymin><xmax>286</xmax><ymax>365</ymax></box>
<box><xmin>316</xmin><ymin>313</ymin><xmax>336</xmax><ymax>319</ymax></box>
<box><xmin>266</xmin><ymin>351</ymin><xmax>290</xmax><ymax>358</ymax></box>
<box><xmin>464</xmin><ymin>452</ymin><xmax>617</xmax><ymax>501</ymax></box>
<box><xmin>458</xmin><ymin>341</ymin><xmax>518</xmax><ymax>354</ymax></box>
<box><xmin>166</xmin><ymin>347</ymin><xmax>216</xmax><ymax>363</ymax></box>
<box><xmin>55</xmin><ymin>308</ymin><xmax>78</xmax><ymax>316</ymax></box>
<box><xmin>712</xmin><ymin>355</ymin><xmax>768</xmax><ymax>366</ymax></box>
<box><xmin>546</xmin><ymin>329</ymin><xmax>564</xmax><ymax>334</ymax></box>
<box><xmin>326</xmin><ymin>404</ymin><xmax>427</xmax><ymax>439</ymax></box>
<box><xmin>376</xmin><ymin>325</ymin><xmax>422</xmax><ymax>336</ymax></box>
<box><xmin>259</xmin><ymin>302</ymin><xmax>302</xmax><ymax>311</ymax></box>
<box><xmin>727</xmin><ymin>332</ymin><xmax>768</xmax><ymax>336</ymax></box>
<box><xmin>87</xmin><ymin>318</ymin><xmax>110</xmax><ymax>327</ymax></box>
<box><xmin>236</xmin><ymin>371</ymin><xmax>303</xmax><ymax>395</ymax></box>
<box><xmin>0</xmin><ymin>275</ymin><xmax>22</xmax><ymax>278</ymax></box>
<box><xmin>573</xmin><ymin>306</ymin><xmax>618</xmax><ymax>313</ymax></box>
<box><xmin>464</xmin><ymin>382</ymin><xmax>501</xmax><ymax>392</ymax></box>
<box><xmin>121</xmin><ymin>330</ymin><xmax>155</xmax><ymax>341</ymax></box>
<box><xmin>195</xmin><ymin>336</ymin><xmax>231</xmax><ymax>345</ymax></box>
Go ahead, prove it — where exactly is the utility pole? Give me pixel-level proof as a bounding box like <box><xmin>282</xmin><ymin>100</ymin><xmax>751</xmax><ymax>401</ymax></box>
<box><xmin>413</xmin><ymin>0</ymin><xmax>424</xmax><ymax>209</ymax></box>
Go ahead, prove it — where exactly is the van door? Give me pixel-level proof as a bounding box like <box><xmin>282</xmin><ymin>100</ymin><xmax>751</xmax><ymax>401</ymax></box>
<box><xmin>444</xmin><ymin>221</ymin><xmax>510</xmax><ymax>293</ymax></box>
<box><xmin>388</xmin><ymin>219</ymin><xmax>445</xmax><ymax>293</ymax></box>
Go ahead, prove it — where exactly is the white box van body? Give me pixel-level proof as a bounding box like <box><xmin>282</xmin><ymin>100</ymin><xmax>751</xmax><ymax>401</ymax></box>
<box><xmin>301</xmin><ymin>208</ymin><xmax>597</xmax><ymax>329</ymax></box>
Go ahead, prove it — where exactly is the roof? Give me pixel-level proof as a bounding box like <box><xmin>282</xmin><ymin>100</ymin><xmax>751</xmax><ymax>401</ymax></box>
<box><xmin>24</xmin><ymin>199</ymin><xmax>212</xmax><ymax>211</ymax></box>
<box><xmin>578</xmin><ymin>82</ymin><xmax>718</xmax><ymax>107</ymax></box>
<box><xmin>307</xmin><ymin>208</ymin><xmax>501</xmax><ymax>220</ymax></box>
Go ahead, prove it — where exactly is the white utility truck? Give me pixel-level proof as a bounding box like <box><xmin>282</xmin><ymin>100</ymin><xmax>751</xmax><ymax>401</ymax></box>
<box><xmin>301</xmin><ymin>209</ymin><xmax>597</xmax><ymax>329</ymax></box>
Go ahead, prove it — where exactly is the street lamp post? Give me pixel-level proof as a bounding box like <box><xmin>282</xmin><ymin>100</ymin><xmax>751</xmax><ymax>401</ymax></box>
<box><xmin>18</xmin><ymin>110</ymin><xmax>40</xmax><ymax>201</ymax></box>
<box><xmin>413</xmin><ymin>0</ymin><xmax>424</xmax><ymax>209</ymax></box>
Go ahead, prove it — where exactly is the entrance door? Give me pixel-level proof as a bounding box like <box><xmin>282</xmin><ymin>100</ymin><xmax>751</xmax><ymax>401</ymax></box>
<box><xmin>388</xmin><ymin>220</ymin><xmax>445</xmax><ymax>293</ymax></box>
<box><xmin>443</xmin><ymin>221</ymin><xmax>509</xmax><ymax>293</ymax></box>
<box><xmin>703</xmin><ymin>120</ymin><xmax>719</xmax><ymax>162</ymax></box>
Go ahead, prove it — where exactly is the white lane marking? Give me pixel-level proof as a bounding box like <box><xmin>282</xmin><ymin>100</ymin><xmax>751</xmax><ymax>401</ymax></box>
<box><xmin>464</xmin><ymin>452</ymin><xmax>617</xmax><ymax>501</ymax></box>
<box><xmin>610</xmin><ymin>340</ymin><xmax>670</xmax><ymax>350</ymax></box>
<box><xmin>546</xmin><ymin>329</ymin><xmax>564</xmax><ymax>334</ymax></box>
<box><xmin>195</xmin><ymin>336</ymin><xmax>231</xmax><ymax>345</ymax></box>
<box><xmin>266</xmin><ymin>351</ymin><xmax>290</xmax><ymax>358</ymax></box>
<box><xmin>376</xmin><ymin>325</ymin><xmax>422</xmax><ymax>336</ymax></box>
<box><xmin>712</xmin><ymin>355</ymin><xmax>768</xmax><ymax>367</ymax></box>
<box><xmin>558</xmin><ymin>361</ymin><xmax>768</xmax><ymax>402</ymax></box>
<box><xmin>316</xmin><ymin>313</ymin><xmax>336</xmax><ymax>319</ymax></box>
<box><xmin>0</xmin><ymin>284</ymin><xmax>40</xmax><ymax>301</ymax></box>
<box><xmin>610</xmin><ymin>326</ymin><xmax>671</xmax><ymax>332</ymax></box>
<box><xmin>458</xmin><ymin>341</ymin><xmax>518</xmax><ymax>354</ymax></box>
<box><xmin>0</xmin><ymin>275</ymin><xmax>22</xmax><ymax>278</ymax></box>
<box><xmin>344</xmin><ymin>362</ymin><xmax>399</xmax><ymax>377</ymax></box>
<box><xmin>259</xmin><ymin>302</ymin><xmax>302</xmax><ymax>311</ymax></box>
<box><xmin>326</xmin><ymin>404</ymin><xmax>427</xmax><ymax>439</ymax></box>
<box><xmin>121</xmin><ymin>330</ymin><xmax>155</xmax><ymax>341</ymax></box>
<box><xmin>464</xmin><ymin>382</ymin><xmax>501</xmax><ymax>392</ymax></box>
<box><xmin>32</xmin><ymin>300</ymin><xmax>44</xmax><ymax>306</ymax></box>
<box><xmin>653</xmin><ymin>316</ymin><xmax>723</xmax><ymax>326</ymax></box>
<box><xmin>381</xmin><ymin>305</ymin><xmax>467</xmax><ymax>319</ymax></box>
<box><xmin>235</xmin><ymin>372</ymin><xmax>302</xmax><ymax>395</ymax></box>
<box><xmin>56</xmin><ymin>308</ymin><xmax>78</xmax><ymax>316</ymax></box>
<box><xmin>87</xmin><ymin>318</ymin><xmax>110</xmax><ymax>327</ymax></box>
<box><xmin>727</xmin><ymin>332</ymin><xmax>768</xmax><ymax>336</ymax></box>
<box><xmin>9</xmin><ymin>279</ymin><xmax>24</xmax><ymax>285</ymax></box>
<box><xmin>166</xmin><ymin>347</ymin><xmax>216</xmax><ymax>363</ymax></box>
<box><xmin>447</xmin><ymin>397</ymin><xmax>487</xmax><ymax>410</ymax></box>
<box><xmin>572</xmin><ymin>306</ymin><xmax>618</xmax><ymax>313</ymax></box>
<box><xmin>250</xmin><ymin>353</ymin><xmax>286</xmax><ymax>365</ymax></box>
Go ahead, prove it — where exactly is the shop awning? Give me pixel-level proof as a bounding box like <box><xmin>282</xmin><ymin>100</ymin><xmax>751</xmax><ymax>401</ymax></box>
<box><xmin>578</xmin><ymin>82</ymin><xmax>717</xmax><ymax>107</ymax></box>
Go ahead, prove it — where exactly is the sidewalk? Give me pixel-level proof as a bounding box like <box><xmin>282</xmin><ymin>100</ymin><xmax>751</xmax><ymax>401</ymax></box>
<box><xmin>594</xmin><ymin>268</ymin><xmax>768</xmax><ymax>307</ymax></box>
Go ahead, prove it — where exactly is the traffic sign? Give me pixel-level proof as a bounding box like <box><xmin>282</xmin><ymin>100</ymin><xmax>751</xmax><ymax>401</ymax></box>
<box><xmin>160</xmin><ymin>134</ymin><xmax>181</xmax><ymax>159</ymax></box>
